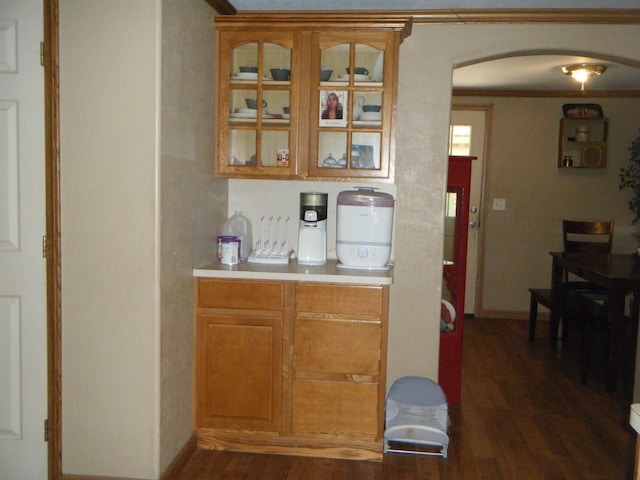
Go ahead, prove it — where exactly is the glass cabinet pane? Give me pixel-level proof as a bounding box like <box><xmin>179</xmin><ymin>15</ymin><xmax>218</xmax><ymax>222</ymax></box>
<box><xmin>261</xmin><ymin>131</ymin><xmax>289</xmax><ymax>167</ymax></box>
<box><xmin>320</xmin><ymin>44</ymin><xmax>350</xmax><ymax>84</ymax></box>
<box><xmin>355</xmin><ymin>44</ymin><xmax>383</xmax><ymax>83</ymax></box>
<box><xmin>230</xmin><ymin>42</ymin><xmax>259</xmax><ymax>79</ymax></box>
<box><xmin>264</xmin><ymin>42</ymin><xmax>291</xmax><ymax>82</ymax></box>
<box><xmin>353</xmin><ymin>92</ymin><xmax>382</xmax><ymax>125</ymax></box>
<box><xmin>351</xmin><ymin>132</ymin><xmax>380</xmax><ymax>169</ymax></box>
<box><xmin>263</xmin><ymin>90</ymin><xmax>290</xmax><ymax>122</ymax></box>
<box><xmin>319</xmin><ymin>90</ymin><xmax>348</xmax><ymax>126</ymax></box>
<box><xmin>229</xmin><ymin>130</ymin><xmax>256</xmax><ymax>166</ymax></box>
<box><xmin>318</xmin><ymin>132</ymin><xmax>347</xmax><ymax>169</ymax></box>
<box><xmin>230</xmin><ymin>89</ymin><xmax>261</xmax><ymax>120</ymax></box>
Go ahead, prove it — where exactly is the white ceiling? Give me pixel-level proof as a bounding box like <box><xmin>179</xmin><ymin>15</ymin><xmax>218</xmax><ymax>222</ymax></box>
<box><xmin>452</xmin><ymin>54</ymin><xmax>640</xmax><ymax>93</ymax></box>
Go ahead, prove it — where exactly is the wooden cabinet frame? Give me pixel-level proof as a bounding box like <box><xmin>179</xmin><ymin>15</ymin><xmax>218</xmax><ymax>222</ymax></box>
<box><xmin>213</xmin><ymin>14</ymin><xmax>412</xmax><ymax>182</ymax></box>
<box><xmin>194</xmin><ymin>278</ymin><xmax>390</xmax><ymax>461</ymax></box>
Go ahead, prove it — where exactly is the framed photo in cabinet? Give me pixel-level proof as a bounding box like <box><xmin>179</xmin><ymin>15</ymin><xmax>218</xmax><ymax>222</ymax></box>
<box><xmin>319</xmin><ymin>90</ymin><xmax>348</xmax><ymax>127</ymax></box>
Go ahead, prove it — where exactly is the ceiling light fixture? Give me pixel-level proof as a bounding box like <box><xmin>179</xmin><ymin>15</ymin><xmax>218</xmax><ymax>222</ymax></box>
<box><xmin>562</xmin><ymin>64</ymin><xmax>607</xmax><ymax>92</ymax></box>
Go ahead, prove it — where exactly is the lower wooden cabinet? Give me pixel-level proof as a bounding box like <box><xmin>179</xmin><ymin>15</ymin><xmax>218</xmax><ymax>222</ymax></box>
<box><xmin>194</xmin><ymin>278</ymin><xmax>389</xmax><ymax>460</ymax></box>
<box><xmin>195</xmin><ymin>279</ymin><xmax>284</xmax><ymax>432</ymax></box>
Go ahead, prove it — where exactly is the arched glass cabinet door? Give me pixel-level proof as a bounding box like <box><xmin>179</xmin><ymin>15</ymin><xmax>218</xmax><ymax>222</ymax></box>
<box><xmin>217</xmin><ymin>33</ymin><xmax>297</xmax><ymax>178</ymax></box>
<box><xmin>309</xmin><ymin>33</ymin><xmax>393</xmax><ymax>180</ymax></box>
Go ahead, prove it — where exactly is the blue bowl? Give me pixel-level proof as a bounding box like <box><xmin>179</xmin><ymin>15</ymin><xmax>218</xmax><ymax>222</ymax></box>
<box><xmin>270</xmin><ymin>68</ymin><xmax>290</xmax><ymax>81</ymax></box>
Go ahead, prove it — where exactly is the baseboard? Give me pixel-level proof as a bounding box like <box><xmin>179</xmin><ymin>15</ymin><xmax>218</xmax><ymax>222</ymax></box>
<box><xmin>473</xmin><ymin>309</ymin><xmax>530</xmax><ymax>320</ymax></box>
<box><xmin>61</xmin><ymin>433</ymin><xmax>197</xmax><ymax>480</ymax></box>
<box><xmin>161</xmin><ymin>432</ymin><xmax>198</xmax><ymax>480</ymax></box>
<box><xmin>62</xmin><ymin>475</ymin><xmax>138</xmax><ymax>480</ymax></box>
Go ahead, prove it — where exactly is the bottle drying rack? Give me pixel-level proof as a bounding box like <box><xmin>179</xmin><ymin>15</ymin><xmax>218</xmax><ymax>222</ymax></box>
<box><xmin>247</xmin><ymin>215</ymin><xmax>293</xmax><ymax>265</ymax></box>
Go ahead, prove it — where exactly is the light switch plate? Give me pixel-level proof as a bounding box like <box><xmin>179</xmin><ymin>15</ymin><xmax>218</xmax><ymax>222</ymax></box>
<box><xmin>493</xmin><ymin>198</ymin><xmax>506</xmax><ymax>211</ymax></box>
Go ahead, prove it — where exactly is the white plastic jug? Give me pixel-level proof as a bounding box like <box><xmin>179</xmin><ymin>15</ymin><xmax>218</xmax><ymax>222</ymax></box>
<box><xmin>222</xmin><ymin>211</ymin><xmax>252</xmax><ymax>261</ymax></box>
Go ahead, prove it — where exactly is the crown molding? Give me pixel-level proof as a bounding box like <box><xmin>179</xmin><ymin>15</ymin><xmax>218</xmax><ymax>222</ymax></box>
<box><xmin>410</xmin><ymin>8</ymin><xmax>640</xmax><ymax>24</ymax></box>
<box><xmin>215</xmin><ymin>8</ymin><xmax>640</xmax><ymax>25</ymax></box>
<box><xmin>453</xmin><ymin>89</ymin><xmax>640</xmax><ymax>98</ymax></box>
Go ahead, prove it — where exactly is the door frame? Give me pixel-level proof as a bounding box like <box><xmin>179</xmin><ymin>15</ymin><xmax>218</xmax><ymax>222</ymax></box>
<box><xmin>450</xmin><ymin>103</ymin><xmax>493</xmax><ymax>318</ymax></box>
<box><xmin>43</xmin><ymin>1</ymin><xmax>61</xmax><ymax>478</ymax></box>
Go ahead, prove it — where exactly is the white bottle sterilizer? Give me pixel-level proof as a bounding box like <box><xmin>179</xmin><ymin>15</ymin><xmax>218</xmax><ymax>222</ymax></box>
<box><xmin>336</xmin><ymin>187</ymin><xmax>395</xmax><ymax>269</ymax></box>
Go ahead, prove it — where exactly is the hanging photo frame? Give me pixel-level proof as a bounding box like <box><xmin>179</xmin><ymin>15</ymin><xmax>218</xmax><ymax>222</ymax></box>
<box><xmin>319</xmin><ymin>90</ymin><xmax>348</xmax><ymax>127</ymax></box>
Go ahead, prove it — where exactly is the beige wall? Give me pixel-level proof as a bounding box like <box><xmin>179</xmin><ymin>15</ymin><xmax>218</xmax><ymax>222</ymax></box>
<box><xmin>458</xmin><ymin>96</ymin><xmax>640</xmax><ymax>315</ymax></box>
<box><xmin>388</xmin><ymin>23</ymin><xmax>640</xmax><ymax>384</ymax></box>
<box><xmin>159</xmin><ymin>0</ymin><xmax>221</xmax><ymax>475</ymax></box>
<box><xmin>60</xmin><ymin>1</ymin><xmax>160</xmax><ymax>477</ymax></box>
<box><xmin>61</xmin><ymin>0</ymin><xmax>219</xmax><ymax>477</ymax></box>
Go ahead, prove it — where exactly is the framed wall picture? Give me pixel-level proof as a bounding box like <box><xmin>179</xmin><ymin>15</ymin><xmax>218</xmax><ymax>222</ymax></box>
<box><xmin>319</xmin><ymin>90</ymin><xmax>348</xmax><ymax>127</ymax></box>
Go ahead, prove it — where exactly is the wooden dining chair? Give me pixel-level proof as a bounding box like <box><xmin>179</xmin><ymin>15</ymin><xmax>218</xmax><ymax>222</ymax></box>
<box><xmin>528</xmin><ymin>220</ymin><xmax>614</xmax><ymax>384</ymax></box>
<box><xmin>561</xmin><ymin>220</ymin><xmax>614</xmax><ymax>383</ymax></box>
<box><xmin>563</xmin><ymin>220</ymin><xmax>614</xmax><ymax>255</ymax></box>
<box><xmin>561</xmin><ymin>220</ymin><xmax>614</xmax><ymax>301</ymax></box>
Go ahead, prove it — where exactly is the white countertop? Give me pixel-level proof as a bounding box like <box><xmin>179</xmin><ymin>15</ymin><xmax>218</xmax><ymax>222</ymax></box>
<box><xmin>193</xmin><ymin>259</ymin><xmax>393</xmax><ymax>285</ymax></box>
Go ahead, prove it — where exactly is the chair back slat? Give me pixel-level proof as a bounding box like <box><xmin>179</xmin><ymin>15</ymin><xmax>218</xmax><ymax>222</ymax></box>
<box><xmin>562</xmin><ymin>220</ymin><xmax>614</xmax><ymax>254</ymax></box>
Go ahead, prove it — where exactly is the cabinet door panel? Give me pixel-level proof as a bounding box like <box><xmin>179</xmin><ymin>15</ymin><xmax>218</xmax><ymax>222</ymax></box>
<box><xmin>196</xmin><ymin>314</ymin><xmax>282</xmax><ymax>431</ymax></box>
<box><xmin>294</xmin><ymin>318</ymin><xmax>380</xmax><ymax>375</ymax></box>
<box><xmin>292</xmin><ymin>379</ymin><xmax>378</xmax><ymax>435</ymax></box>
<box><xmin>295</xmin><ymin>283</ymin><xmax>383</xmax><ymax>315</ymax></box>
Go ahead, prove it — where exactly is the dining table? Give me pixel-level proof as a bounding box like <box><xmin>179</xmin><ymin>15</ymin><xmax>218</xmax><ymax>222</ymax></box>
<box><xmin>551</xmin><ymin>251</ymin><xmax>640</xmax><ymax>394</ymax></box>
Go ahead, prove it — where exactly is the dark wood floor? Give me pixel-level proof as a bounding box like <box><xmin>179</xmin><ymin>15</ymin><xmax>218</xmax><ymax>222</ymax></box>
<box><xmin>176</xmin><ymin>318</ymin><xmax>638</xmax><ymax>480</ymax></box>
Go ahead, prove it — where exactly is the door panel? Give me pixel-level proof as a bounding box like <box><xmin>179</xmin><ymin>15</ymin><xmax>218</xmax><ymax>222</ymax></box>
<box><xmin>0</xmin><ymin>1</ymin><xmax>47</xmax><ymax>478</ymax></box>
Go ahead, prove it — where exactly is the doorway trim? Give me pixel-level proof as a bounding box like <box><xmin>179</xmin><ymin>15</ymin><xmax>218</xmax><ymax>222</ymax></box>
<box><xmin>44</xmin><ymin>0</ymin><xmax>61</xmax><ymax>478</ymax></box>
<box><xmin>451</xmin><ymin>103</ymin><xmax>493</xmax><ymax>318</ymax></box>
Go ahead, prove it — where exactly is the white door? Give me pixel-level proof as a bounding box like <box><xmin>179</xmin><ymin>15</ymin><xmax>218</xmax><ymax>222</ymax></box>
<box><xmin>0</xmin><ymin>1</ymin><xmax>47</xmax><ymax>479</ymax></box>
<box><xmin>450</xmin><ymin>108</ymin><xmax>488</xmax><ymax>315</ymax></box>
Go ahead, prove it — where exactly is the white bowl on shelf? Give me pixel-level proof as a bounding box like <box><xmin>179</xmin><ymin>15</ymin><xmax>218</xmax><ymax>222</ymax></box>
<box><xmin>337</xmin><ymin>73</ymin><xmax>371</xmax><ymax>82</ymax></box>
<box><xmin>359</xmin><ymin>112</ymin><xmax>381</xmax><ymax>121</ymax></box>
<box><xmin>232</xmin><ymin>72</ymin><xmax>258</xmax><ymax>80</ymax></box>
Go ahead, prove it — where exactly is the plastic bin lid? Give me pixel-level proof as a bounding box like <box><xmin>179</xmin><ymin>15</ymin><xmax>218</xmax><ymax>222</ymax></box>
<box><xmin>387</xmin><ymin>376</ymin><xmax>447</xmax><ymax>406</ymax></box>
<box><xmin>337</xmin><ymin>187</ymin><xmax>394</xmax><ymax>207</ymax></box>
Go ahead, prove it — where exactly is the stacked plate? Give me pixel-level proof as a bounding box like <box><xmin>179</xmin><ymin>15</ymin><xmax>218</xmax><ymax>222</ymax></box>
<box><xmin>230</xmin><ymin>108</ymin><xmax>273</xmax><ymax>119</ymax></box>
<box><xmin>359</xmin><ymin>112</ymin><xmax>381</xmax><ymax>121</ymax></box>
<box><xmin>232</xmin><ymin>72</ymin><xmax>258</xmax><ymax>80</ymax></box>
<box><xmin>336</xmin><ymin>73</ymin><xmax>371</xmax><ymax>82</ymax></box>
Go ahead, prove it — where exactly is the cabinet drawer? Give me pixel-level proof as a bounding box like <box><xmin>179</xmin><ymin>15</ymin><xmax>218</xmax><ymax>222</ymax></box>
<box><xmin>292</xmin><ymin>379</ymin><xmax>378</xmax><ymax>436</ymax></box>
<box><xmin>197</xmin><ymin>279</ymin><xmax>284</xmax><ymax>310</ymax></box>
<box><xmin>294</xmin><ymin>318</ymin><xmax>380</xmax><ymax>375</ymax></box>
<box><xmin>295</xmin><ymin>283</ymin><xmax>383</xmax><ymax>315</ymax></box>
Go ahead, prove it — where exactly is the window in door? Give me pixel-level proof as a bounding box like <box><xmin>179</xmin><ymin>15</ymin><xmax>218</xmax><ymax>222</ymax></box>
<box><xmin>448</xmin><ymin>125</ymin><xmax>471</xmax><ymax>156</ymax></box>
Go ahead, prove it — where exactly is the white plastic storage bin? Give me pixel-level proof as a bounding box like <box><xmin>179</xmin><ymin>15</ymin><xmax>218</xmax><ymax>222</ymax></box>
<box><xmin>384</xmin><ymin>376</ymin><xmax>449</xmax><ymax>457</ymax></box>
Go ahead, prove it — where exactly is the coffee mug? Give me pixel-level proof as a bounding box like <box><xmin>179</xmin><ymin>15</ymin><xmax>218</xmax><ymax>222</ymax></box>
<box><xmin>246</xmin><ymin>98</ymin><xmax>267</xmax><ymax>109</ymax></box>
<box><xmin>283</xmin><ymin>106</ymin><xmax>290</xmax><ymax>114</ymax></box>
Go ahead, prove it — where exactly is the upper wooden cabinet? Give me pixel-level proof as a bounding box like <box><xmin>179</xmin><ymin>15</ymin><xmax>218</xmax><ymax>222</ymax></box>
<box><xmin>214</xmin><ymin>15</ymin><xmax>412</xmax><ymax>182</ymax></box>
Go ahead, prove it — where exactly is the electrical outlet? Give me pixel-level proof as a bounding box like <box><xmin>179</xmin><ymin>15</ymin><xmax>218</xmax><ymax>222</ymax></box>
<box><xmin>492</xmin><ymin>198</ymin><xmax>506</xmax><ymax>211</ymax></box>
